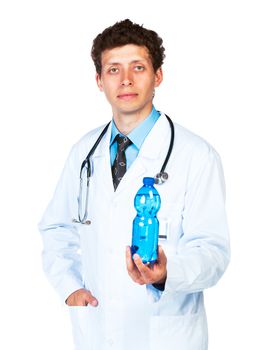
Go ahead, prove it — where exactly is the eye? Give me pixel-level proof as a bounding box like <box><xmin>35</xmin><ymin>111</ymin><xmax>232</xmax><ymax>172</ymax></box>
<box><xmin>109</xmin><ymin>67</ymin><xmax>119</xmax><ymax>74</ymax></box>
<box><xmin>134</xmin><ymin>65</ymin><xmax>145</xmax><ymax>71</ymax></box>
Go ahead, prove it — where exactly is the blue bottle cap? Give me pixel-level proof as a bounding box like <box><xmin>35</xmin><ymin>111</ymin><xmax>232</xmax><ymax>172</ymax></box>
<box><xmin>143</xmin><ymin>177</ymin><xmax>155</xmax><ymax>186</ymax></box>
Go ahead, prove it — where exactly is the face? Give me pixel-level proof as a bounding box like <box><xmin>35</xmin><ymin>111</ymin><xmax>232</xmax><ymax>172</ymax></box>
<box><xmin>96</xmin><ymin>44</ymin><xmax>163</xmax><ymax>119</ymax></box>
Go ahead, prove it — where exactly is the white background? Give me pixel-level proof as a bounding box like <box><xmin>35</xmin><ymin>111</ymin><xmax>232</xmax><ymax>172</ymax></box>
<box><xmin>0</xmin><ymin>0</ymin><xmax>271</xmax><ymax>349</ymax></box>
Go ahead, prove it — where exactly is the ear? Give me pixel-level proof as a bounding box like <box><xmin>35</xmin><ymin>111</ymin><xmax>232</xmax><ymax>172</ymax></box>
<box><xmin>154</xmin><ymin>67</ymin><xmax>163</xmax><ymax>87</ymax></box>
<box><xmin>96</xmin><ymin>73</ymin><xmax>104</xmax><ymax>91</ymax></box>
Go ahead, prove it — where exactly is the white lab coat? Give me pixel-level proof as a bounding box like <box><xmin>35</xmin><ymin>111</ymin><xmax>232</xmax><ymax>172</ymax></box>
<box><xmin>39</xmin><ymin>113</ymin><xmax>230</xmax><ymax>350</ymax></box>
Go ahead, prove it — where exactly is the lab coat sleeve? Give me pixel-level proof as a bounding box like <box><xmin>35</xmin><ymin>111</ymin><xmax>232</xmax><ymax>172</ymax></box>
<box><xmin>38</xmin><ymin>145</ymin><xmax>85</xmax><ymax>304</ymax></box>
<box><xmin>164</xmin><ymin>145</ymin><xmax>230</xmax><ymax>294</ymax></box>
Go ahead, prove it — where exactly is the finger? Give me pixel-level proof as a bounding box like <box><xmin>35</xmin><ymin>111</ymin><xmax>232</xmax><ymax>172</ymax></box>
<box><xmin>126</xmin><ymin>246</ymin><xmax>137</xmax><ymax>273</ymax></box>
<box><xmin>125</xmin><ymin>247</ymin><xmax>139</xmax><ymax>279</ymax></box>
<box><xmin>133</xmin><ymin>254</ymin><xmax>152</xmax><ymax>280</ymax></box>
<box><xmin>126</xmin><ymin>246</ymin><xmax>135</xmax><ymax>272</ymax></box>
<box><xmin>126</xmin><ymin>249</ymin><xmax>147</xmax><ymax>285</ymax></box>
<box><xmin>85</xmin><ymin>291</ymin><xmax>99</xmax><ymax>307</ymax></box>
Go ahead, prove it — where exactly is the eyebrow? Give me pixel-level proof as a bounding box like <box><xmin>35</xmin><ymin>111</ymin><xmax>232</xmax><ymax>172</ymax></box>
<box><xmin>104</xmin><ymin>59</ymin><xmax>147</xmax><ymax>67</ymax></box>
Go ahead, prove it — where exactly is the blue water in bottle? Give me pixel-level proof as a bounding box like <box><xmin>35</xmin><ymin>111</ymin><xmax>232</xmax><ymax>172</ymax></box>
<box><xmin>131</xmin><ymin>177</ymin><xmax>161</xmax><ymax>264</ymax></box>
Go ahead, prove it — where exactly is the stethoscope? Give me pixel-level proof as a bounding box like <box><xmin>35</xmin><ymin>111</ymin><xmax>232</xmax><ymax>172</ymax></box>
<box><xmin>73</xmin><ymin>114</ymin><xmax>174</xmax><ymax>225</ymax></box>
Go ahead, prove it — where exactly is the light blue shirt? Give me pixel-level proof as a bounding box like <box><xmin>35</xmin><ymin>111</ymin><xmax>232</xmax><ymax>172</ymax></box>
<box><xmin>110</xmin><ymin>106</ymin><xmax>161</xmax><ymax>169</ymax></box>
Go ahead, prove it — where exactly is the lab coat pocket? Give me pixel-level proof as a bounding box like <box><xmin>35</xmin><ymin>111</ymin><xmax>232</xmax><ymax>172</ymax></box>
<box><xmin>67</xmin><ymin>305</ymin><xmax>97</xmax><ymax>350</ymax></box>
<box><xmin>150</xmin><ymin>313</ymin><xmax>206</xmax><ymax>350</ymax></box>
<box><xmin>158</xmin><ymin>218</ymin><xmax>170</xmax><ymax>241</ymax></box>
<box><xmin>158</xmin><ymin>198</ymin><xmax>184</xmax><ymax>251</ymax></box>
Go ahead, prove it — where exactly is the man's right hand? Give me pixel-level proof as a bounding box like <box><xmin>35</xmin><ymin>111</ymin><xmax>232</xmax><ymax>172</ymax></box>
<box><xmin>65</xmin><ymin>288</ymin><xmax>99</xmax><ymax>307</ymax></box>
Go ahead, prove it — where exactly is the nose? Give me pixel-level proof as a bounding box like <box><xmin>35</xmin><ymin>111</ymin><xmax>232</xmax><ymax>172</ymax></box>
<box><xmin>121</xmin><ymin>69</ymin><xmax>133</xmax><ymax>86</ymax></box>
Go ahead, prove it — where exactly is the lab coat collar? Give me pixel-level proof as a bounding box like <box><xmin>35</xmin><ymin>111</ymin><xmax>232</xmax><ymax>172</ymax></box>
<box><xmin>137</xmin><ymin>112</ymin><xmax>171</xmax><ymax>160</ymax></box>
<box><xmin>92</xmin><ymin>112</ymin><xmax>170</xmax><ymax>161</ymax></box>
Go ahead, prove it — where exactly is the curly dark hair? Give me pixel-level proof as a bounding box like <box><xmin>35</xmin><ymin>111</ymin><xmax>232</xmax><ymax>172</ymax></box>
<box><xmin>91</xmin><ymin>19</ymin><xmax>165</xmax><ymax>76</ymax></box>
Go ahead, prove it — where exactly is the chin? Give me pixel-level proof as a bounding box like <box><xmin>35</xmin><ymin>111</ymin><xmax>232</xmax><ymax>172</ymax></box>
<box><xmin>116</xmin><ymin>101</ymin><xmax>151</xmax><ymax>116</ymax></box>
<box><xmin>121</xmin><ymin>108</ymin><xmax>144</xmax><ymax>116</ymax></box>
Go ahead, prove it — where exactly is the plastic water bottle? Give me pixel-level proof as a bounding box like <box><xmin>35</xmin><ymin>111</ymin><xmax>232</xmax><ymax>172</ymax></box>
<box><xmin>131</xmin><ymin>177</ymin><xmax>161</xmax><ymax>264</ymax></box>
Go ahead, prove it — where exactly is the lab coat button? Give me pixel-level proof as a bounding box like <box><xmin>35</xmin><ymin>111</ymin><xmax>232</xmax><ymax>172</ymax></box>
<box><xmin>107</xmin><ymin>338</ymin><xmax>114</xmax><ymax>346</ymax></box>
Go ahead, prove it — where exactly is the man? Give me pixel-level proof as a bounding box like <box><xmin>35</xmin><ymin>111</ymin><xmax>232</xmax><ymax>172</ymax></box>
<box><xmin>39</xmin><ymin>19</ymin><xmax>230</xmax><ymax>350</ymax></box>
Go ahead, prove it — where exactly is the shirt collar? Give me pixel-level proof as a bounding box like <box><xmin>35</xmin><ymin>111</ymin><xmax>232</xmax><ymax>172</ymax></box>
<box><xmin>110</xmin><ymin>105</ymin><xmax>160</xmax><ymax>150</ymax></box>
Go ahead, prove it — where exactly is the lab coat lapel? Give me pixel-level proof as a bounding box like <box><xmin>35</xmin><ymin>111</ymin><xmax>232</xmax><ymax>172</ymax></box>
<box><xmin>91</xmin><ymin>121</ymin><xmax>115</xmax><ymax>193</ymax></box>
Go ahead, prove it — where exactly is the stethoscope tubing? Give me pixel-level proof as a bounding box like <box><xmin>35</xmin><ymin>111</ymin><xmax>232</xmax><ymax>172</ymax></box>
<box><xmin>80</xmin><ymin>121</ymin><xmax>111</xmax><ymax>178</ymax></box>
<box><xmin>160</xmin><ymin>115</ymin><xmax>174</xmax><ymax>174</ymax></box>
<box><xmin>75</xmin><ymin>114</ymin><xmax>174</xmax><ymax>224</ymax></box>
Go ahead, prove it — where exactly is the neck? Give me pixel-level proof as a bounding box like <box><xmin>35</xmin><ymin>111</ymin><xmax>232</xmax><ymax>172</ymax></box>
<box><xmin>113</xmin><ymin>104</ymin><xmax>153</xmax><ymax>135</ymax></box>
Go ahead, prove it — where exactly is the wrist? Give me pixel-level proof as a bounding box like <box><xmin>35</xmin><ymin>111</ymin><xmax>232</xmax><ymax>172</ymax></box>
<box><xmin>155</xmin><ymin>273</ymin><xmax>167</xmax><ymax>285</ymax></box>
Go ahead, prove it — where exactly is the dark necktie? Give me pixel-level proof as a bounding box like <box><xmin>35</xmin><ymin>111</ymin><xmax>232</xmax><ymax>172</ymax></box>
<box><xmin>111</xmin><ymin>134</ymin><xmax>132</xmax><ymax>190</ymax></box>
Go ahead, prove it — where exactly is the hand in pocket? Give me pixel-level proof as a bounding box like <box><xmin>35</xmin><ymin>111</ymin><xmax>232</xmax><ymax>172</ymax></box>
<box><xmin>66</xmin><ymin>288</ymin><xmax>99</xmax><ymax>307</ymax></box>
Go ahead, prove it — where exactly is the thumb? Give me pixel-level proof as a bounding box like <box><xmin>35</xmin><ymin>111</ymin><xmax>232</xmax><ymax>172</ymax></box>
<box><xmin>85</xmin><ymin>291</ymin><xmax>99</xmax><ymax>307</ymax></box>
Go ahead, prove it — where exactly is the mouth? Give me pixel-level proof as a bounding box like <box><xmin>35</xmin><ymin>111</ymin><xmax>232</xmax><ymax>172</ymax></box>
<box><xmin>117</xmin><ymin>93</ymin><xmax>138</xmax><ymax>100</ymax></box>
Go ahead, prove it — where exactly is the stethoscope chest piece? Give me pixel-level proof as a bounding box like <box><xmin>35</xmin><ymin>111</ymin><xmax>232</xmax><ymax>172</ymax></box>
<box><xmin>72</xmin><ymin>218</ymin><xmax>92</xmax><ymax>225</ymax></box>
<box><xmin>154</xmin><ymin>172</ymin><xmax>169</xmax><ymax>185</ymax></box>
<box><xmin>83</xmin><ymin>220</ymin><xmax>91</xmax><ymax>225</ymax></box>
